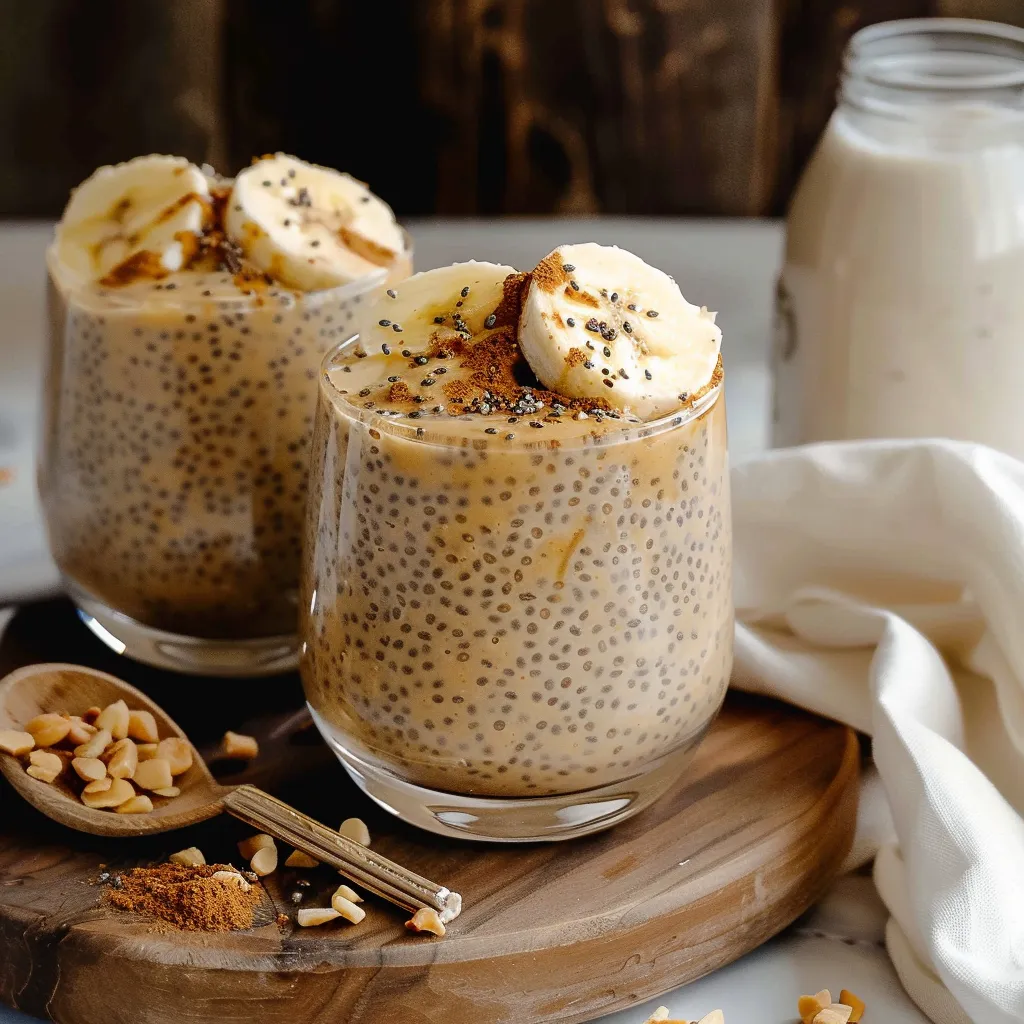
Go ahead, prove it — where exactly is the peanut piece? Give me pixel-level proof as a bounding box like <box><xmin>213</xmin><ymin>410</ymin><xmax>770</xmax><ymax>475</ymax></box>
<box><xmin>72</xmin><ymin>757</ymin><xmax>107</xmax><ymax>782</ymax></box>
<box><xmin>83</xmin><ymin>776</ymin><xmax>113</xmax><ymax>794</ymax></box>
<box><xmin>26</xmin><ymin>765</ymin><xmax>59</xmax><ymax>783</ymax></box>
<box><xmin>405</xmin><ymin>907</ymin><xmax>445</xmax><ymax>936</ymax></box>
<box><xmin>212</xmin><ymin>870</ymin><xmax>252</xmax><ymax>890</ymax></box>
<box><xmin>838</xmin><ymin>991</ymin><xmax>865</xmax><ymax>1023</ymax></box>
<box><xmin>813</xmin><ymin>1008</ymin><xmax>852</xmax><ymax>1024</ymax></box>
<box><xmin>799</xmin><ymin>991</ymin><xmax>833</xmax><ymax>1024</ymax></box>
<box><xmin>152</xmin><ymin>786</ymin><xmax>180</xmax><ymax>798</ymax></box>
<box><xmin>133</xmin><ymin>758</ymin><xmax>173</xmax><ymax>791</ymax></box>
<box><xmin>116</xmin><ymin>795</ymin><xmax>153</xmax><ymax>814</ymax></box>
<box><xmin>136</xmin><ymin>742</ymin><xmax>159</xmax><ymax>761</ymax></box>
<box><xmin>74</xmin><ymin>728</ymin><xmax>112</xmax><ymax>759</ymax></box>
<box><xmin>169</xmin><ymin>847</ymin><xmax>206</xmax><ymax>867</ymax></box>
<box><xmin>29</xmin><ymin>749</ymin><xmax>64</xmax><ymax>775</ymax></box>
<box><xmin>641</xmin><ymin>1011</ymin><xmax>671</xmax><ymax>1024</ymax></box>
<box><xmin>24</xmin><ymin>713</ymin><xmax>71</xmax><ymax>748</ymax></box>
<box><xmin>339</xmin><ymin>817</ymin><xmax>370</xmax><ymax>845</ymax></box>
<box><xmin>297</xmin><ymin>908</ymin><xmax>340</xmax><ymax>927</ymax></box>
<box><xmin>0</xmin><ymin>730</ymin><xmax>34</xmax><ymax>756</ymax></box>
<box><xmin>695</xmin><ymin>1014</ymin><xmax>725</xmax><ymax>1024</ymax></box>
<box><xmin>157</xmin><ymin>737</ymin><xmax>193</xmax><ymax>776</ymax></box>
<box><xmin>81</xmin><ymin>776</ymin><xmax>134</xmax><ymax>808</ymax></box>
<box><xmin>238</xmin><ymin>834</ymin><xmax>275</xmax><ymax>860</ymax></box>
<box><xmin>95</xmin><ymin>700</ymin><xmax>129</xmax><ymax>740</ymax></box>
<box><xmin>285</xmin><ymin>850</ymin><xmax>320</xmax><ymax>869</ymax></box>
<box><xmin>331</xmin><ymin>889</ymin><xmax>366</xmax><ymax>923</ymax></box>
<box><xmin>221</xmin><ymin>731</ymin><xmax>259</xmax><ymax>760</ymax></box>
<box><xmin>127</xmin><ymin>709</ymin><xmax>159</xmax><ymax>743</ymax></box>
<box><xmin>82</xmin><ymin>706</ymin><xmax>102</xmax><ymax>724</ymax></box>
<box><xmin>65</xmin><ymin>717</ymin><xmax>97</xmax><ymax>745</ymax></box>
<box><xmin>250</xmin><ymin>844</ymin><xmax>278</xmax><ymax>877</ymax></box>
<box><xmin>105</xmin><ymin>738</ymin><xmax>138</xmax><ymax>779</ymax></box>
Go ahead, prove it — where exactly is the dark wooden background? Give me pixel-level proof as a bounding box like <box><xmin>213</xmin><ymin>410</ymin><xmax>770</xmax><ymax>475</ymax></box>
<box><xmin>0</xmin><ymin>0</ymin><xmax>1018</xmax><ymax>218</ymax></box>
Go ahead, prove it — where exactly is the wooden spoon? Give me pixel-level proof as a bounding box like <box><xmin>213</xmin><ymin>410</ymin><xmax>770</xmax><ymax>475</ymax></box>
<box><xmin>0</xmin><ymin>663</ymin><xmax>461</xmax><ymax>922</ymax></box>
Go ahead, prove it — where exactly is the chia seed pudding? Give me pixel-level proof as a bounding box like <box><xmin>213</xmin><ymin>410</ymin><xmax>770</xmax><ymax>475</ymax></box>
<box><xmin>39</xmin><ymin>154</ymin><xmax>411</xmax><ymax>651</ymax></box>
<box><xmin>300</xmin><ymin>253</ymin><xmax>731</xmax><ymax>800</ymax></box>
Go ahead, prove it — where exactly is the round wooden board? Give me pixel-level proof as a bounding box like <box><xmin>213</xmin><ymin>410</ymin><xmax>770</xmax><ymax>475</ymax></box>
<box><xmin>0</xmin><ymin>601</ymin><xmax>859</xmax><ymax>1024</ymax></box>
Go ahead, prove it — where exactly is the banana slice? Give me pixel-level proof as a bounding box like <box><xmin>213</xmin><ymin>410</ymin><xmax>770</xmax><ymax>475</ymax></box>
<box><xmin>51</xmin><ymin>155</ymin><xmax>211</xmax><ymax>285</ymax></box>
<box><xmin>357</xmin><ymin>260</ymin><xmax>517</xmax><ymax>355</ymax></box>
<box><xmin>225</xmin><ymin>154</ymin><xmax>403</xmax><ymax>291</ymax></box>
<box><xmin>518</xmin><ymin>242</ymin><xmax>722</xmax><ymax>419</ymax></box>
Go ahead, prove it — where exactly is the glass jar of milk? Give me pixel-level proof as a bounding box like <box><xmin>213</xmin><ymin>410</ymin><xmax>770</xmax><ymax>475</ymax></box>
<box><xmin>773</xmin><ymin>19</ymin><xmax>1024</xmax><ymax>456</ymax></box>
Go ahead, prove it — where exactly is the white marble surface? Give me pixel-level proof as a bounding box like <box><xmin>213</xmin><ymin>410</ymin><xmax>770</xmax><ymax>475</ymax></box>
<box><xmin>0</xmin><ymin>219</ymin><xmax>928</xmax><ymax>1023</ymax></box>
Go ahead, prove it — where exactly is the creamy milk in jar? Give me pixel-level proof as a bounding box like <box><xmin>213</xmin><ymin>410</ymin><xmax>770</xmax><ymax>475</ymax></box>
<box><xmin>773</xmin><ymin>19</ymin><xmax>1024</xmax><ymax>457</ymax></box>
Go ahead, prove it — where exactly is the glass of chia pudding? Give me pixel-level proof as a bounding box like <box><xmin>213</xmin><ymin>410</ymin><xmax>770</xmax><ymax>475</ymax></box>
<box><xmin>39</xmin><ymin>153</ymin><xmax>411</xmax><ymax>676</ymax></box>
<box><xmin>300</xmin><ymin>247</ymin><xmax>732</xmax><ymax>840</ymax></box>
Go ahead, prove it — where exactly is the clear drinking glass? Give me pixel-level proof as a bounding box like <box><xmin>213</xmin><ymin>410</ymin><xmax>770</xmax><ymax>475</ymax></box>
<box><xmin>39</xmin><ymin>245</ymin><xmax>412</xmax><ymax>677</ymax></box>
<box><xmin>774</xmin><ymin>19</ymin><xmax>1024</xmax><ymax>456</ymax></box>
<box><xmin>299</xmin><ymin>337</ymin><xmax>733</xmax><ymax>841</ymax></box>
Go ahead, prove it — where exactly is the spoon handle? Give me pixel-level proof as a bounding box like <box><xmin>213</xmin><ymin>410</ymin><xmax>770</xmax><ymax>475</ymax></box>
<box><xmin>223</xmin><ymin>784</ymin><xmax>462</xmax><ymax>923</ymax></box>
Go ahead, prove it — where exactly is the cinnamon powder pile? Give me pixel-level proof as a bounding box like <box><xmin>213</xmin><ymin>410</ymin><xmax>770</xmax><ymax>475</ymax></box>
<box><xmin>106</xmin><ymin>863</ymin><xmax>261</xmax><ymax>931</ymax></box>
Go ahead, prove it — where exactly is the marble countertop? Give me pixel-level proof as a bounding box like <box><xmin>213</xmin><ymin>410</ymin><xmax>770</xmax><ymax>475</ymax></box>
<box><xmin>0</xmin><ymin>219</ymin><xmax>927</xmax><ymax>1024</ymax></box>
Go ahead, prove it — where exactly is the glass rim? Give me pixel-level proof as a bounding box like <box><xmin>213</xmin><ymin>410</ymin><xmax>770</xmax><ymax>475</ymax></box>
<box><xmin>316</xmin><ymin>333</ymin><xmax>724</xmax><ymax>451</ymax></box>
<box><xmin>845</xmin><ymin>18</ymin><xmax>1024</xmax><ymax>93</ymax></box>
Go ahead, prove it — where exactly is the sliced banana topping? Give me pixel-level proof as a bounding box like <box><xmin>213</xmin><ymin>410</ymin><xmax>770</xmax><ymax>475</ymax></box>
<box><xmin>358</xmin><ymin>261</ymin><xmax>518</xmax><ymax>357</ymax></box>
<box><xmin>518</xmin><ymin>242</ymin><xmax>722</xmax><ymax>419</ymax></box>
<box><xmin>225</xmin><ymin>153</ymin><xmax>403</xmax><ymax>291</ymax></box>
<box><xmin>51</xmin><ymin>155</ymin><xmax>211</xmax><ymax>286</ymax></box>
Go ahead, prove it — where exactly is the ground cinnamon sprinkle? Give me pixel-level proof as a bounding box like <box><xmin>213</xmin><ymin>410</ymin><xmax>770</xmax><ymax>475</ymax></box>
<box><xmin>106</xmin><ymin>863</ymin><xmax>261</xmax><ymax>931</ymax></box>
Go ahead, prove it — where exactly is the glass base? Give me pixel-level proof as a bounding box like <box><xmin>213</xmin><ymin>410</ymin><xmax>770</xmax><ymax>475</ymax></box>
<box><xmin>311</xmin><ymin>706</ymin><xmax>711</xmax><ymax>842</ymax></box>
<box><xmin>71</xmin><ymin>587</ymin><xmax>298</xmax><ymax>677</ymax></box>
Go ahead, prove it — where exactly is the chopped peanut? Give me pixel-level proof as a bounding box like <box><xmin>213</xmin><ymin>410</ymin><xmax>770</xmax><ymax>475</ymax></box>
<box><xmin>24</xmin><ymin>714</ymin><xmax>71</xmax><ymax>748</ymax></box>
<box><xmin>297</xmin><ymin>908</ymin><xmax>340</xmax><ymax>927</ymax></box>
<box><xmin>65</xmin><ymin>717</ymin><xmax>97</xmax><ymax>745</ymax></box>
<box><xmin>136</xmin><ymin>742</ymin><xmax>159</xmax><ymax>761</ymax></box>
<box><xmin>74</xmin><ymin>729</ymin><xmax>112</xmax><ymax>759</ymax></box>
<box><xmin>339</xmin><ymin>817</ymin><xmax>370</xmax><ymax>845</ymax></box>
<box><xmin>133</xmin><ymin>758</ymin><xmax>173</xmax><ymax>791</ymax></box>
<box><xmin>95</xmin><ymin>700</ymin><xmax>129</xmax><ymax>740</ymax></box>
<box><xmin>116</xmin><ymin>795</ymin><xmax>153</xmax><ymax>814</ymax></box>
<box><xmin>334</xmin><ymin>883</ymin><xmax>362</xmax><ymax>903</ymax></box>
<box><xmin>405</xmin><ymin>907</ymin><xmax>445</xmax><ymax>936</ymax></box>
<box><xmin>157</xmin><ymin>737</ymin><xmax>193</xmax><ymax>776</ymax></box>
<box><xmin>152</xmin><ymin>786</ymin><xmax>180</xmax><ymax>798</ymax></box>
<box><xmin>0</xmin><ymin>730</ymin><xmax>34</xmax><ymax>756</ymax></box>
<box><xmin>29</xmin><ymin>750</ymin><xmax>64</xmax><ymax>776</ymax></box>
<box><xmin>212</xmin><ymin>870</ymin><xmax>251</xmax><ymax>890</ymax></box>
<box><xmin>127</xmin><ymin>709</ymin><xmax>159</xmax><ymax>743</ymax></box>
<box><xmin>250</xmin><ymin>844</ymin><xmax>278</xmax><ymax>877</ymax></box>
<box><xmin>26</xmin><ymin>765</ymin><xmax>60</xmax><ymax>784</ymax></box>
<box><xmin>105</xmin><ymin>738</ymin><xmax>138</xmax><ymax>779</ymax></box>
<box><xmin>696</xmin><ymin>1014</ymin><xmax>725</xmax><ymax>1024</ymax></box>
<box><xmin>813</xmin><ymin>1007</ymin><xmax>852</xmax><ymax>1024</ymax></box>
<box><xmin>221</xmin><ymin>731</ymin><xmax>259</xmax><ymax>760</ymax></box>
<box><xmin>238</xmin><ymin>833</ymin><xmax>275</xmax><ymax>860</ymax></box>
<box><xmin>83</xmin><ymin>776</ymin><xmax>113</xmax><ymax>794</ymax></box>
<box><xmin>799</xmin><ymin>991</ymin><xmax>833</xmax><ymax>1024</ymax></box>
<box><xmin>285</xmin><ymin>850</ymin><xmax>320</xmax><ymax>869</ymax></box>
<box><xmin>169</xmin><ymin>847</ymin><xmax>206</xmax><ymax>867</ymax></box>
<box><xmin>72</xmin><ymin>756</ymin><xmax>107</xmax><ymax>782</ymax></box>
<box><xmin>81</xmin><ymin>776</ymin><xmax>134</xmax><ymax>809</ymax></box>
<box><xmin>331</xmin><ymin>891</ymin><xmax>366</xmax><ymax>923</ymax></box>
<box><xmin>81</xmin><ymin>706</ymin><xmax>102</xmax><ymax>725</ymax></box>
<box><xmin>838</xmin><ymin>991</ymin><xmax>865</xmax><ymax>1023</ymax></box>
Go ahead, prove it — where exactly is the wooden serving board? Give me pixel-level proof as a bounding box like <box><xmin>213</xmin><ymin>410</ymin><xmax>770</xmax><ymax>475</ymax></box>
<box><xmin>0</xmin><ymin>600</ymin><xmax>858</xmax><ymax>1024</ymax></box>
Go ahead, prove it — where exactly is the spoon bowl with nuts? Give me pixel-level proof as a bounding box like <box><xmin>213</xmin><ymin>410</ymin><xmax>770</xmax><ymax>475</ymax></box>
<box><xmin>0</xmin><ymin>663</ymin><xmax>461</xmax><ymax>923</ymax></box>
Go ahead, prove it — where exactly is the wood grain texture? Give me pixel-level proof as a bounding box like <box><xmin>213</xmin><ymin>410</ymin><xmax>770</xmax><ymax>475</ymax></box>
<box><xmin>0</xmin><ymin>600</ymin><xmax>859</xmax><ymax>1024</ymax></box>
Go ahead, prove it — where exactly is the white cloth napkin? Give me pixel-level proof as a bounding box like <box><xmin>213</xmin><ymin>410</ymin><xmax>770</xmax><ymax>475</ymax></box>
<box><xmin>731</xmin><ymin>439</ymin><xmax>1024</xmax><ymax>1024</ymax></box>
